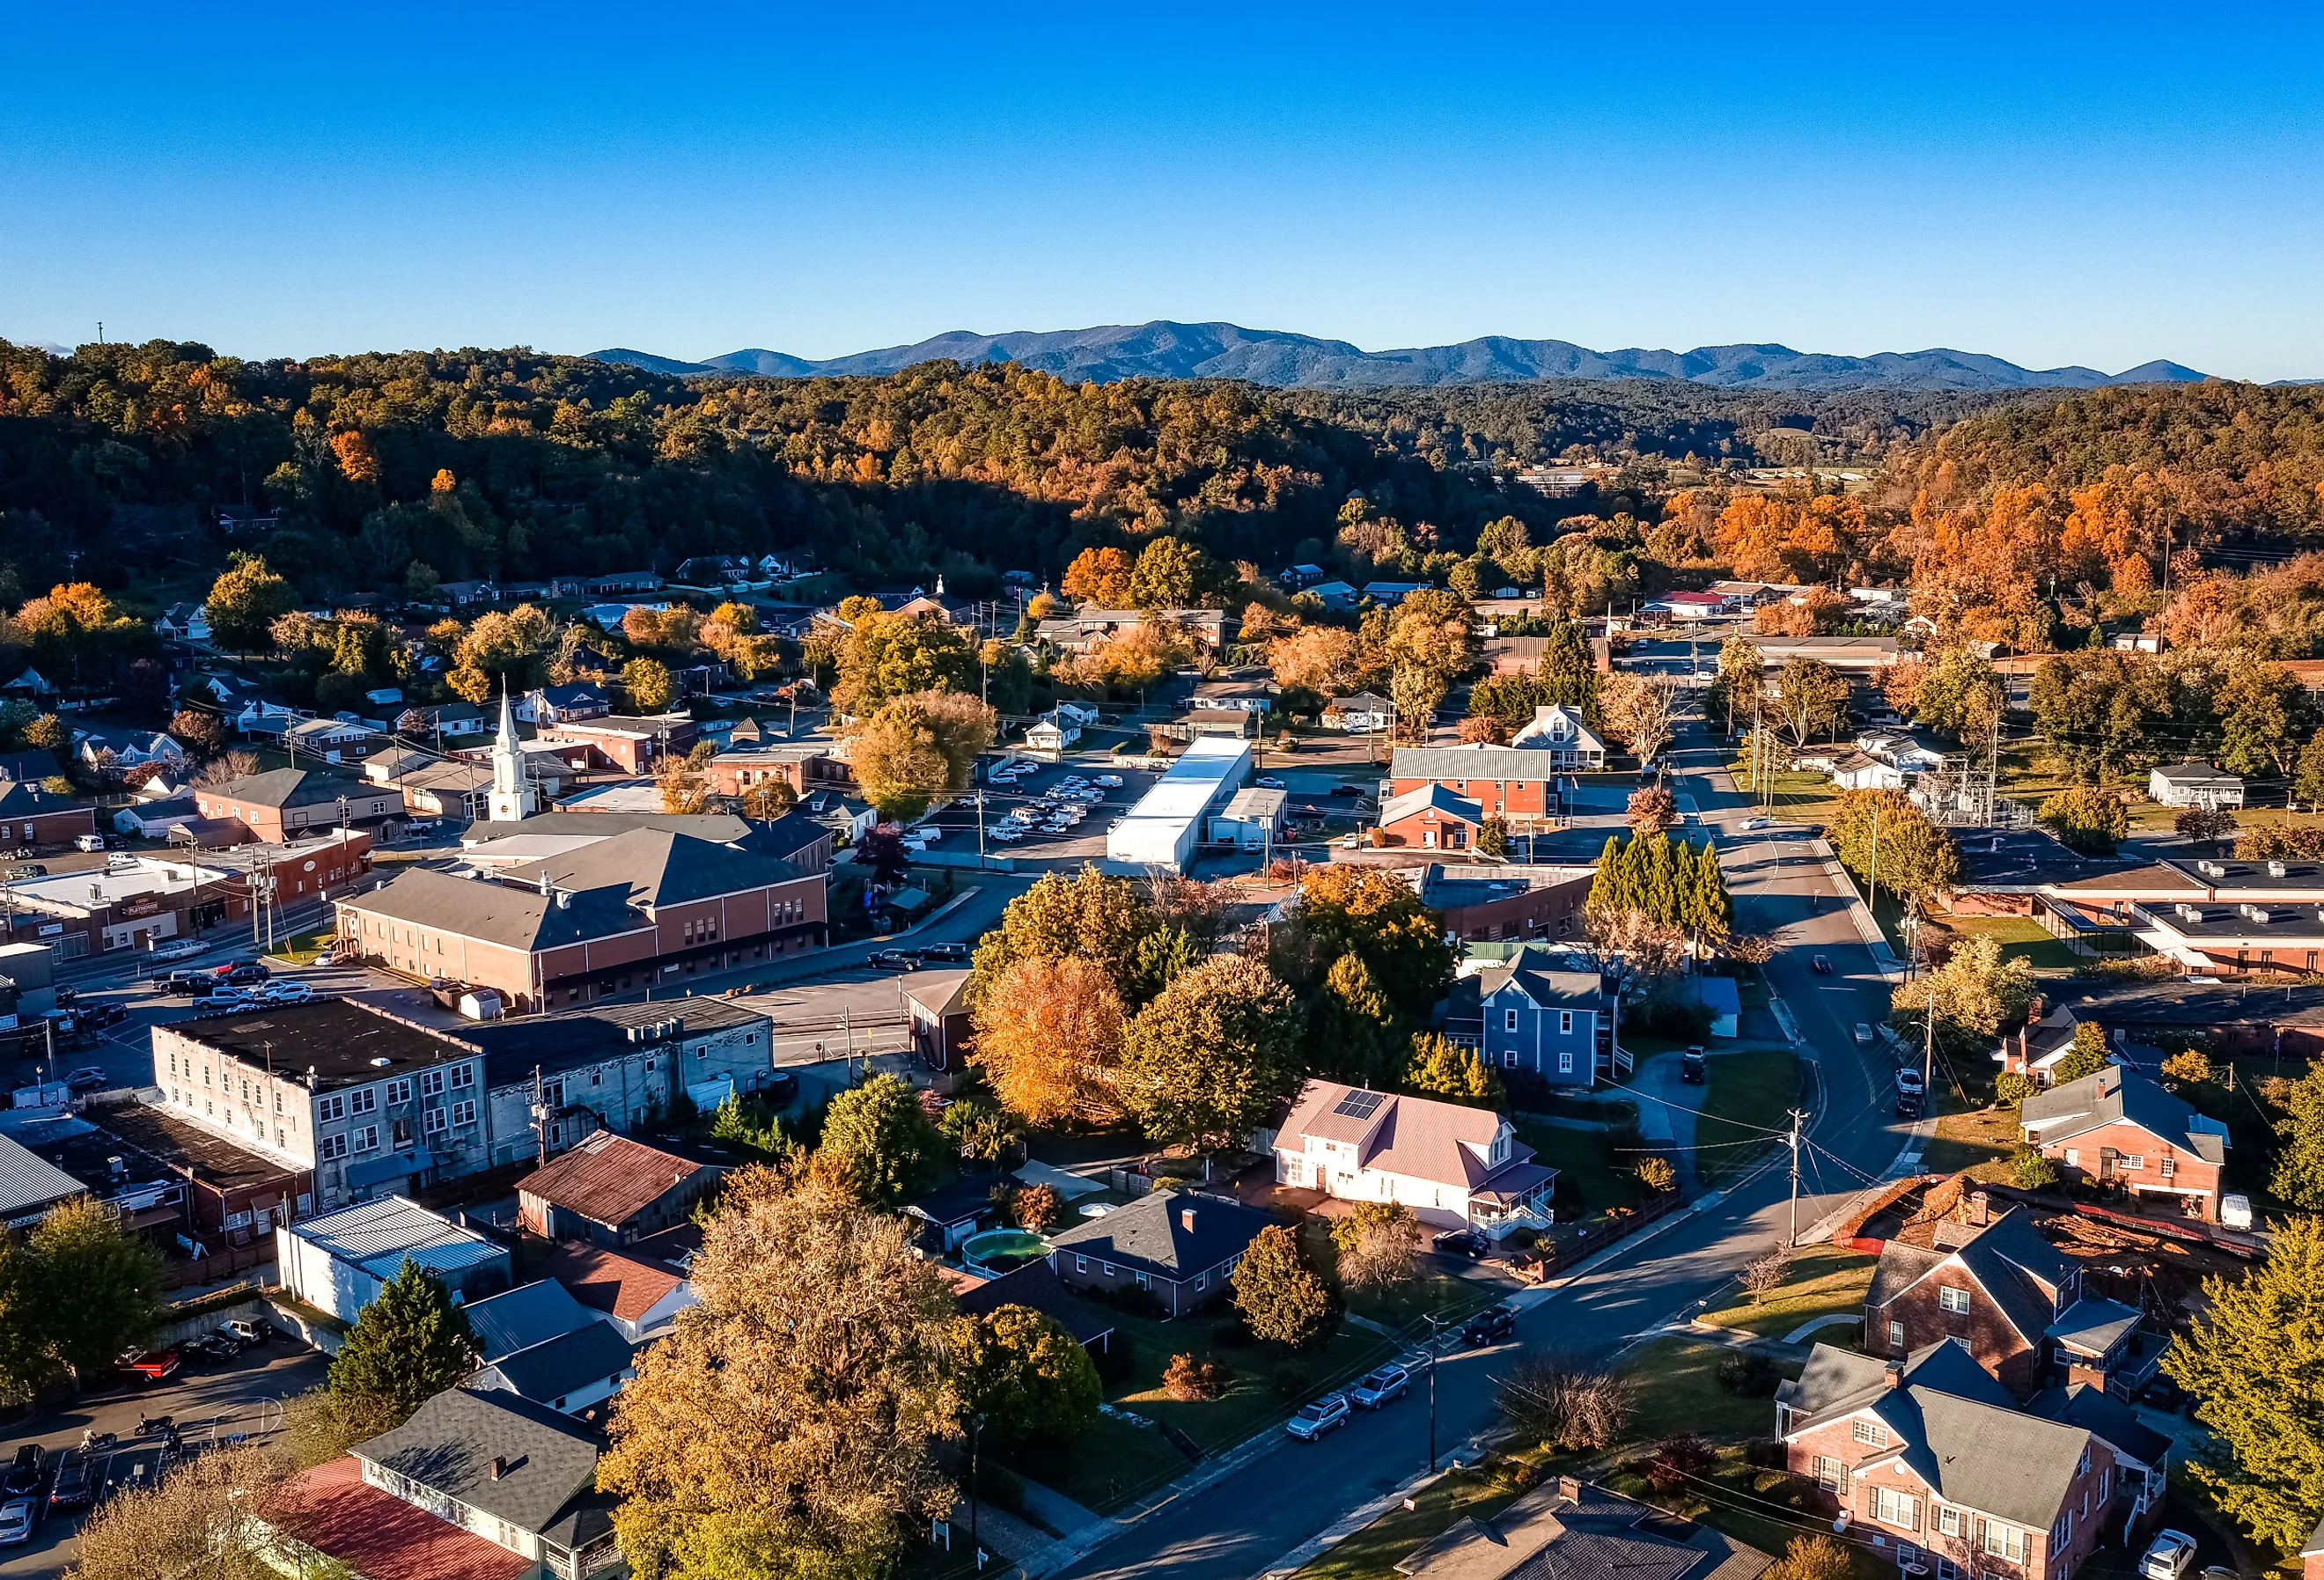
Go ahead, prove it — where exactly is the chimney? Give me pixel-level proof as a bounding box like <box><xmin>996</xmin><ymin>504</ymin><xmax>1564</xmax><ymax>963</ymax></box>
<box><xmin>1180</xmin><ymin>1207</ymin><xmax>1197</xmax><ymax>1232</ymax></box>
<box><xmin>1967</xmin><ymin>1191</ymin><xmax>1989</xmax><ymax>1228</ymax></box>
<box><xmin>1884</xmin><ymin>1363</ymin><xmax>1904</xmax><ymax>1391</ymax></box>
<box><xmin>489</xmin><ymin>1457</ymin><xmax>507</xmax><ymax>1481</ymax></box>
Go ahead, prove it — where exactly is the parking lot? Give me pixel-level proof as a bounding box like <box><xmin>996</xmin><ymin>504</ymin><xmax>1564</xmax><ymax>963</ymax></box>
<box><xmin>0</xmin><ymin>1341</ymin><xmax>326</xmax><ymax>1577</ymax></box>
<box><xmin>918</xmin><ymin>758</ymin><xmax>1160</xmax><ymax>861</ymax></box>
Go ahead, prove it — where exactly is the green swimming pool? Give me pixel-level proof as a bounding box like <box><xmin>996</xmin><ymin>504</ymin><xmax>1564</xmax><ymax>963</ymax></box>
<box><xmin>961</xmin><ymin>1229</ymin><xmax>1048</xmax><ymax>1274</ymax></box>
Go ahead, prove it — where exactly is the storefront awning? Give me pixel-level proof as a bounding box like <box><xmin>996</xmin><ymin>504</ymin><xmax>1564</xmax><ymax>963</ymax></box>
<box><xmin>345</xmin><ymin>1149</ymin><xmax>432</xmax><ymax>1190</ymax></box>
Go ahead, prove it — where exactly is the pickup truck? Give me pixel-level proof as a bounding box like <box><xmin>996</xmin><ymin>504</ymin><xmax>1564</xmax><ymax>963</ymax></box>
<box><xmin>119</xmin><ymin>1349</ymin><xmax>180</xmax><ymax>1385</ymax></box>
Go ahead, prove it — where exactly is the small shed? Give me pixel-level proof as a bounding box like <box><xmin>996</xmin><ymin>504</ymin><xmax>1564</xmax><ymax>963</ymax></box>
<box><xmin>1209</xmin><ymin>786</ymin><xmax>1287</xmax><ymax>851</ymax></box>
<box><xmin>2147</xmin><ymin>761</ymin><xmax>2244</xmax><ymax>811</ymax></box>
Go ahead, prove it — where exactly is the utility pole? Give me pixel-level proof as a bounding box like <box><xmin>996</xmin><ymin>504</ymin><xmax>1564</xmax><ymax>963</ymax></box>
<box><xmin>974</xmin><ymin>790</ymin><xmax>987</xmax><ymax>871</ymax></box>
<box><xmin>1422</xmin><ymin>1312</ymin><xmax>1449</xmax><ymax>1471</ymax></box>
<box><xmin>1866</xmin><ymin>794</ymin><xmax>1881</xmax><ymax>920</ymax></box>
<box><xmin>1923</xmin><ymin>977</ymin><xmax>1938</xmax><ymax>1099</ymax></box>
<box><xmin>1785</xmin><ymin>1106</ymin><xmax>1806</xmax><ymax>1248</ymax></box>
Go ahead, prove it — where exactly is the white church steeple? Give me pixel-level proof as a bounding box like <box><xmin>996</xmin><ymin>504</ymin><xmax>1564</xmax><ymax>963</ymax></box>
<box><xmin>486</xmin><ymin>680</ymin><xmax>538</xmax><ymax>824</ymax></box>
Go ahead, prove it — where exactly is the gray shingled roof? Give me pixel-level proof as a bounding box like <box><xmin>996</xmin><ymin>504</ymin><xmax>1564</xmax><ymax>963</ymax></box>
<box><xmin>503</xmin><ymin>827</ymin><xmax>804</xmax><ymax>909</ymax></box>
<box><xmin>1783</xmin><ymin>1340</ymin><xmax>2093</xmax><ymax>1532</ymax></box>
<box><xmin>1475</xmin><ymin>944</ymin><xmax>1605</xmax><ymax>1010</ymax></box>
<box><xmin>485</xmin><ymin>1320</ymin><xmax>636</xmax><ymax>1407</ymax></box>
<box><xmin>2046</xmin><ymin>1297</ymin><xmax>2143</xmax><ymax>1358</ymax></box>
<box><xmin>1044</xmin><ymin>1189</ymin><xmax>1271</xmax><ymax>1281</ymax></box>
<box><xmin>1396</xmin><ymin>1476</ymin><xmax>1770</xmax><ymax>1580</ymax></box>
<box><xmin>354</xmin><ymin>1386</ymin><xmax>610</xmax><ymax>1547</ymax></box>
<box><xmin>202</xmin><ymin>767</ymin><xmax>368</xmax><ymax>809</ymax></box>
<box><xmin>2021</xmin><ymin>1064</ymin><xmax>2228</xmax><ymax>1165</ymax></box>
<box><xmin>463</xmin><ymin>1277</ymin><xmax>599</xmax><ymax>1362</ymax></box>
<box><xmin>351</xmin><ymin>866</ymin><xmax>641</xmax><ymax>951</ymax></box>
<box><xmin>1864</xmin><ymin>1209</ymin><xmax>2072</xmax><ymax>1350</ymax></box>
<box><xmin>2028</xmin><ymin>1383</ymin><xmax>2171</xmax><ymax>1470</ymax></box>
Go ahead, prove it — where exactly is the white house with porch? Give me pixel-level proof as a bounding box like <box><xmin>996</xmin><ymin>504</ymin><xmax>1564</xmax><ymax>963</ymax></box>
<box><xmin>1255</xmin><ymin>1078</ymin><xmax>1555</xmax><ymax>1238</ymax></box>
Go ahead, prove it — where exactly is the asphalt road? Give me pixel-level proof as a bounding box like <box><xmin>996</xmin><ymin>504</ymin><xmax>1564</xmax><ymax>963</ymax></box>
<box><xmin>0</xmin><ymin>1344</ymin><xmax>326</xmax><ymax>1578</ymax></box>
<box><xmin>1061</xmin><ymin>714</ymin><xmax>1913</xmax><ymax>1580</ymax></box>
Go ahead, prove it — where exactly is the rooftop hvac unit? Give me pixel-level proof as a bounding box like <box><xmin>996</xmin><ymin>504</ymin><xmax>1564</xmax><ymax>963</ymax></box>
<box><xmin>2177</xmin><ymin>905</ymin><xmax>2204</xmax><ymax>924</ymax></box>
<box><xmin>2269</xmin><ymin>861</ymin><xmax>2290</xmax><ymax>878</ymax></box>
<box><xmin>2242</xmin><ymin>904</ymin><xmax>2272</xmax><ymax>925</ymax></box>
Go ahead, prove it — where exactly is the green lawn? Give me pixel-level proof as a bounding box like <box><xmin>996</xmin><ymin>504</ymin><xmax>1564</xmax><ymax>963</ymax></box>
<box><xmin>1920</xmin><ymin>1089</ymin><xmax>2020</xmax><ymax>1184</ymax></box>
<box><xmin>1514</xmin><ymin>1120</ymin><xmax>1646</xmax><ymax>1215</ymax></box>
<box><xmin>1930</xmin><ymin>914</ymin><xmax>2082</xmax><ymax>975</ymax></box>
<box><xmin>1619</xmin><ymin>1336</ymin><xmax>1798</xmax><ymax>1446</ymax></box>
<box><xmin>1726</xmin><ymin>759</ymin><xmax>1840</xmax><ymax>824</ymax></box>
<box><xmin>1602</xmin><ymin>1445</ymin><xmax>1894</xmax><ymax>1580</ymax></box>
<box><xmin>1107</xmin><ymin>1311</ymin><xmax>1397</xmax><ymax>1456</ymax></box>
<box><xmin>267</xmin><ymin>929</ymin><xmax>335</xmax><ymax>966</ymax></box>
<box><xmin>1011</xmin><ymin>1410</ymin><xmax>1192</xmax><ymax>1516</ymax></box>
<box><xmin>1692</xmin><ymin>1049</ymin><xmax>1806</xmax><ymax>1186</ymax></box>
<box><xmin>1695</xmin><ymin>1243</ymin><xmax>1876</xmax><ymax>1337</ymax></box>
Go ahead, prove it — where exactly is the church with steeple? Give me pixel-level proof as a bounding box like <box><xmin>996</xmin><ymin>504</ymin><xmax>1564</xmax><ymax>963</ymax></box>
<box><xmin>486</xmin><ymin>682</ymin><xmax>538</xmax><ymax>825</ymax></box>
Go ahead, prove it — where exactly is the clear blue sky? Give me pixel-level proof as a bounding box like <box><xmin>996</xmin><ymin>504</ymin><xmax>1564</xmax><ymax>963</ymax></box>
<box><xmin>10</xmin><ymin>3</ymin><xmax>2324</xmax><ymax>379</ymax></box>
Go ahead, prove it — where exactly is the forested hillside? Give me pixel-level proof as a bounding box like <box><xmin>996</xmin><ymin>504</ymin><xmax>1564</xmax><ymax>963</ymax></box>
<box><xmin>5</xmin><ymin>338</ymin><xmax>2324</xmax><ymax>618</ymax></box>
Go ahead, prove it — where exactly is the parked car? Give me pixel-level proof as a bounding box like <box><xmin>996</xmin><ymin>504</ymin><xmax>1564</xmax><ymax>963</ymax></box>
<box><xmin>222</xmin><ymin>1318</ymin><xmax>277</xmax><ymax>1346</ymax></box>
<box><xmin>1255</xmin><ymin>776</ymin><xmax>1285</xmax><ymax>790</ymax></box>
<box><xmin>2138</xmin><ymin>1531</ymin><xmax>2200</xmax><ymax>1580</ymax></box>
<box><xmin>1462</xmin><ymin>1304</ymin><xmax>1518</xmax><ymax>1346</ymax></box>
<box><xmin>1283</xmin><ymin>1393</ymin><xmax>1351</xmax><ymax>1441</ymax></box>
<box><xmin>2220</xmin><ymin>1193</ymin><xmax>2254</xmax><ymax>1231</ymax></box>
<box><xmin>1896</xmin><ymin>1067</ymin><xmax>1925</xmax><ymax>1097</ymax></box>
<box><xmin>83</xmin><ymin>1002</ymin><xmax>128</xmax><ymax>1029</ymax></box>
<box><xmin>1852</xmin><ymin>1023</ymin><xmax>1874</xmax><ymax>1047</ymax></box>
<box><xmin>256</xmin><ymin>981</ymin><xmax>315</xmax><ymax>1005</ymax></box>
<box><xmin>210</xmin><ymin>959</ymin><xmax>260</xmax><ymax>978</ymax></box>
<box><xmin>1739</xmin><ymin>815</ymin><xmax>1770</xmax><ymax>831</ymax></box>
<box><xmin>119</xmin><ymin>1349</ymin><xmax>180</xmax><ymax>1385</ymax></box>
<box><xmin>162</xmin><ymin>969</ymin><xmax>211</xmax><ymax>994</ymax></box>
<box><xmin>74</xmin><ymin>833</ymin><xmax>107</xmax><ymax>852</ymax></box>
<box><xmin>1680</xmin><ymin>1047</ymin><xmax>1706</xmax><ymax>1084</ymax></box>
<box><xmin>917</xmin><ymin>941</ymin><xmax>969</xmax><ymax>963</ymax></box>
<box><xmin>1895</xmin><ymin>1090</ymin><xmax>1924</xmax><ymax>1121</ymax></box>
<box><xmin>6</xmin><ymin>863</ymin><xmax>45</xmax><ymax>878</ymax></box>
<box><xmin>187</xmin><ymin>1334</ymin><xmax>241</xmax><ymax>1363</ymax></box>
<box><xmin>221</xmin><ymin>963</ymin><xmax>271</xmax><ymax>986</ymax></box>
<box><xmin>1431</xmin><ymin>1228</ymin><xmax>1487</xmax><ymax>1260</ymax></box>
<box><xmin>1349</xmin><ymin>1364</ymin><xmax>1411</xmax><ymax>1409</ymax></box>
<box><xmin>0</xmin><ymin>1499</ymin><xmax>32</xmax><ymax>1546</ymax></box>
<box><xmin>1811</xmin><ymin>955</ymin><xmax>1833</xmax><ymax>974</ymax></box>
<box><xmin>46</xmin><ymin>1451</ymin><xmax>90</xmax><ymax>1511</ymax></box>
<box><xmin>761</xmin><ymin>1070</ymin><xmax>800</xmax><ymax>1106</ymax></box>
<box><xmin>867</xmin><ymin>950</ymin><xmax>921</xmax><ymax>971</ymax></box>
<box><xmin>4</xmin><ymin>1445</ymin><xmax>42</xmax><ymax>1498</ymax></box>
<box><xmin>189</xmin><ymin>989</ymin><xmax>252</xmax><ymax>1012</ymax></box>
<box><xmin>63</xmin><ymin>1067</ymin><xmax>109</xmax><ymax>1093</ymax></box>
<box><xmin>1330</xmin><ymin>783</ymin><xmax>1361</xmax><ymax>797</ymax></box>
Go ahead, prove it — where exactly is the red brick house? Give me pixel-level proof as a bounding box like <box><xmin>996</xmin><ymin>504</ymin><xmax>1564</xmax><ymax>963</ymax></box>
<box><xmin>0</xmin><ymin>780</ymin><xmax>96</xmax><ymax>849</ymax></box>
<box><xmin>1777</xmin><ymin>1339</ymin><xmax>2166</xmax><ymax>1580</ymax></box>
<box><xmin>1377</xmin><ymin>783</ymin><xmax>1485</xmax><ymax>850</ymax></box>
<box><xmin>1864</xmin><ymin>1201</ymin><xmax>2081</xmax><ymax>1396</ymax></box>
<box><xmin>2019</xmin><ymin>1065</ymin><xmax>2230</xmax><ymax>1223</ymax></box>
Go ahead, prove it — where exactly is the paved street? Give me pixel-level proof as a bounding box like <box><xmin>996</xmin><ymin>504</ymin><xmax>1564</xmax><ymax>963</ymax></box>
<box><xmin>1061</xmin><ymin>709</ymin><xmax>1910</xmax><ymax>1580</ymax></box>
<box><xmin>0</xmin><ymin>1344</ymin><xmax>326</xmax><ymax>1578</ymax></box>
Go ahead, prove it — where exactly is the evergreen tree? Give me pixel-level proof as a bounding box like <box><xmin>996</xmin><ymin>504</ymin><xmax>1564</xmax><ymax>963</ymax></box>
<box><xmin>1403</xmin><ymin>1033</ymin><xmax>1504</xmax><ymax>1107</ymax></box>
<box><xmin>1585</xmin><ymin>836</ymin><xmax>1625</xmax><ymax>920</ymax></box>
<box><xmin>820</xmin><ymin>1073</ymin><xmax>945</xmax><ymax>1207</ymax></box>
<box><xmin>2050</xmin><ymin>1023</ymin><xmax>2113</xmax><ymax>1086</ymax></box>
<box><xmin>1309</xmin><ymin>952</ymin><xmax>1405</xmax><ymax>1088</ymax></box>
<box><xmin>1230</xmin><ymin>1223</ymin><xmax>1335</xmax><ymax>1349</ymax></box>
<box><xmin>328</xmin><ymin>1260</ymin><xmax>481</xmax><ymax>1417</ymax></box>
<box><xmin>1641</xmin><ymin>834</ymin><xmax>1680</xmax><ymax>924</ymax></box>
<box><xmin>2161</xmin><ymin>1213</ymin><xmax>2324</xmax><ymax>1550</ymax></box>
<box><xmin>26</xmin><ymin>1199</ymin><xmax>163</xmax><ymax>1386</ymax></box>
<box><xmin>1690</xmin><ymin>841</ymin><xmax>1732</xmax><ymax>937</ymax></box>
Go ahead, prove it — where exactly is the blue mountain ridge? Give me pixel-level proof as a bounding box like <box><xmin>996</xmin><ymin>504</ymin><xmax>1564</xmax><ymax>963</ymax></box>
<box><xmin>586</xmin><ymin>321</ymin><xmax>2211</xmax><ymax>393</ymax></box>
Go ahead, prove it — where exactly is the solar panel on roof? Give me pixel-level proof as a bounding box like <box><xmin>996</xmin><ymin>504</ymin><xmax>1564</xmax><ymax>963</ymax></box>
<box><xmin>1332</xmin><ymin>1090</ymin><xmax>1386</xmax><ymax>1120</ymax></box>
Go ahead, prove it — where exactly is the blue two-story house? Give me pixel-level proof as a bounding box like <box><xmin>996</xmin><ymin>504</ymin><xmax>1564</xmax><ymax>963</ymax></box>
<box><xmin>1445</xmin><ymin>945</ymin><xmax>1612</xmax><ymax>1087</ymax></box>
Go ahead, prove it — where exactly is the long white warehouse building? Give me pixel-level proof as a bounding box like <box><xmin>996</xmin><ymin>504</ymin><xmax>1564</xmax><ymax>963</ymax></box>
<box><xmin>1106</xmin><ymin>736</ymin><xmax>1254</xmax><ymax>871</ymax></box>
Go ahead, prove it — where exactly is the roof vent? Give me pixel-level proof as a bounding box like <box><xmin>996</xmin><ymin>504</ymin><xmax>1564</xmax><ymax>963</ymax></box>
<box><xmin>369</xmin><ymin>1056</ymin><xmax>392</xmax><ymax>1069</ymax></box>
<box><xmin>2269</xmin><ymin>861</ymin><xmax>2289</xmax><ymax>878</ymax></box>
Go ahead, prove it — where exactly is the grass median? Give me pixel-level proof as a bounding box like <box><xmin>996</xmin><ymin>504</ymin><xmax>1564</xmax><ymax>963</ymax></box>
<box><xmin>1693</xmin><ymin>1048</ymin><xmax>1806</xmax><ymax>1187</ymax></box>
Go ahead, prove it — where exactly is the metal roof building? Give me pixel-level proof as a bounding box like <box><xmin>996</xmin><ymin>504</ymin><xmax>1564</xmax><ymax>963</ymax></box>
<box><xmin>276</xmin><ymin>1194</ymin><xmax>512</xmax><ymax>1324</ymax></box>
<box><xmin>0</xmin><ymin>1131</ymin><xmax>88</xmax><ymax>1229</ymax></box>
<box><xmin>1105</xmin><ymin>736</ymin><xmax>1253</xmax><ymax>871</ymax></box>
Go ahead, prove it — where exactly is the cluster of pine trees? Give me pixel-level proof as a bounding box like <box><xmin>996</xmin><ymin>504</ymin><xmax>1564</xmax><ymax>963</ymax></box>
<box><xmin>1583</xmin><ymin>832</ymin><xmax>1732</xmax><ymax>940</ymax></box>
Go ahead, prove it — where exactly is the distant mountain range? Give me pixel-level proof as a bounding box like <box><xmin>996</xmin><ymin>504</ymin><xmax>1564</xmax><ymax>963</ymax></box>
<box><xmin>586</xmin><ymin>320</ymin><xmax>2212</xmax><ymax>393</ymax></box>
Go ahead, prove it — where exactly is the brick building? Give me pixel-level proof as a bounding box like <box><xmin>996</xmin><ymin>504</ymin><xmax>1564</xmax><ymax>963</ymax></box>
<box><xmin>1389</xmin><ymin>746</ymin><xmax>1570</xmax><ymax>827</ymax></box>
<box><xmin>1863</xmin><ymin>1199</ymin><xmax>2082</xmax><ymax>1395</ymax></box>
<box><xmin>0</xmin><ymin>835</ymin><xmax>364</xmax><ymax>961</ymax></box>
<box><xmin>152</xmin><ymin>1000</ymin><xmax>489</xmax><ymax>1215</ymax></box>
<box><xmin>1777</xmin><ymin>1339</ymin><xmax>2163</xmax><ymax>1580</ymax></box>
<box><xmin>2019</xmin><ymin>1065</ymin><xmax>2230</xmax><ymax>1223</ymax></box>
<box><xmin>337</xmin><ymin>825</ymin><xmax>825</xmax><ymax>1014</ymax></box>
<box><xmin>534</xmin><ymin>714</ymin><xmax>697</xmax><ymax>775</ymax></box>
<box><xmin>702</xmin><ymin>742</ymin><xmax>856</xmax><ymax>799</ymax></box>
<box><xmin>195</xmin><ymin>768</ymin><xmax>401</xmax><ymax>841</ymax></box>
<box><xmin>1408</xmin><ymin>862</ymin><xmax>1594</xmax><ymax>944</ymax></box>
<box><xmin>1376</xmin><ymin>783</ymin><xmax>1484</xmax><ymax>849</ymax></box>
<box><xmin>0</xmin><ymin>781</ymin><xmax>96</xmax><ymax>849</ymax></box>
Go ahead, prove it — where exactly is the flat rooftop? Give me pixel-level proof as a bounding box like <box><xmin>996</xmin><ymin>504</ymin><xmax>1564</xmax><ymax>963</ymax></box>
<box><xmin>165</xmin><ymin>998</ymin><xmax>479</xmax><ymax>1090</ymax></box>
<box><xmin>460</xmin><ymin>998</ymin><xmax>769</xmax><ymax>1088</ymax></box>
<box><xmin>98</xmin><ymin>1102</ymin><xmax>305</xmax><ymax>1194</ymax></box>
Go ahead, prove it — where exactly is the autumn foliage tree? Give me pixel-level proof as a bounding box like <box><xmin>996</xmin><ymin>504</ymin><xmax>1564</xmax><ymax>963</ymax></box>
<box><xmin>1060</xmin><ymin>546</ymin><xmax>1132</xmax><ymax>606</ymax></box>
<box><xmin>600</xmin><ymin>1165</ymin><xmax>960</xmax><ymax>1580</ymax></box>
<box><xmin>1231</xmin><ymin>1223</ymin><xmax>1335</xmax><ymax>1348</ymax></box>
<box><xmin>970</xmin><ymin>956</ymin><xmax>1128</xmax><ymax>1127</ymax></box>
